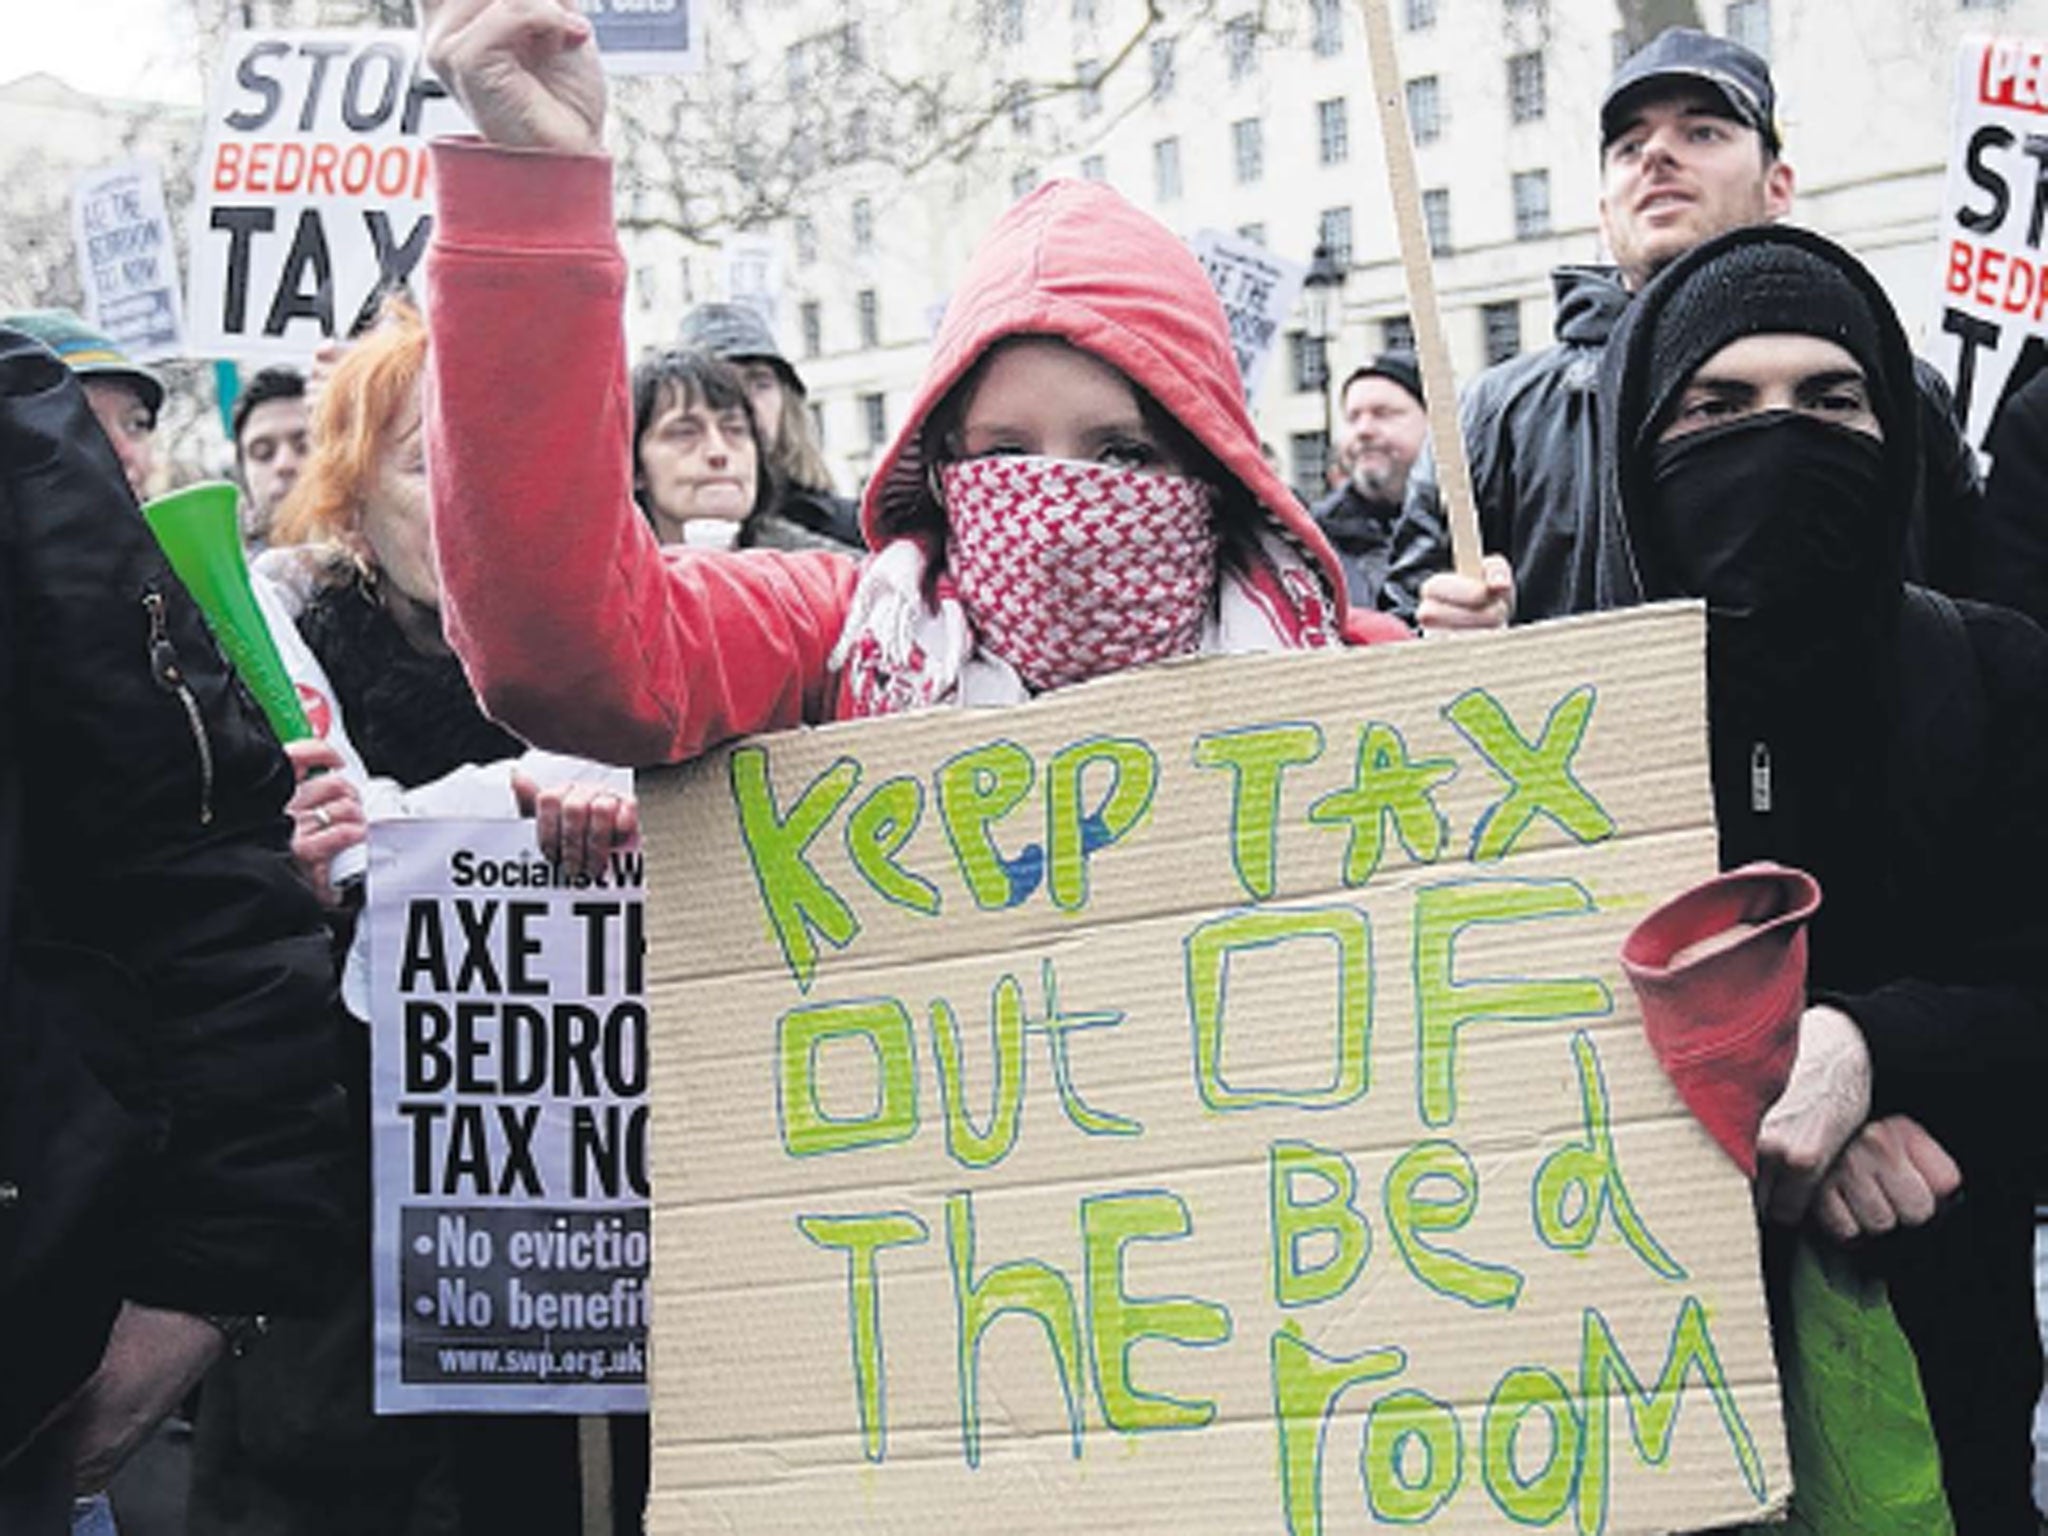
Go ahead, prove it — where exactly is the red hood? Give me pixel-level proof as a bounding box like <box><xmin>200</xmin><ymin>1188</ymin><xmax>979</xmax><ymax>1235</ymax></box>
<box><xmin>858</xmin><ymin>178</ymin><xmax>1352</xmax><ymax>624</ymax></box>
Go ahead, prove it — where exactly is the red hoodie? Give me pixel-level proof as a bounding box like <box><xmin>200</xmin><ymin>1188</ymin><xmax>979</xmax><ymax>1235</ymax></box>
<box><xmin>424</xmin><ymin>141</ymin><xmax>1406</xmax><ymax>767</ymax></box>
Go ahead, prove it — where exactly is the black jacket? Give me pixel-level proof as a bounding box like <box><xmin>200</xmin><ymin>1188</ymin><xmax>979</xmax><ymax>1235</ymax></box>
<box><xmin>1597</xmin><ymin>235</ymin><xmax>2048</xmax><ymax>1533</ymax></box>
<box><xmin>1379</xmin><ymin>264</ymin><xmax>1987</xmax><ymax>621</ymax></box>
<box><xmin>0</xmin><ymin>329</ymin><xmax>347</xmax><ymax>1454</ymax></box>
<box><xmin>1308</xmin><ymin>482</ymin><xmax>1400</xmax><ymax>607</ymax></box>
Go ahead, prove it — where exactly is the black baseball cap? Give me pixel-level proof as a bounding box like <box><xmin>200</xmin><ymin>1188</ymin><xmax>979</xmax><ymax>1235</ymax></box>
<box><xmin>1340</xmin><ymin>351</ymin><xmax>1424</xmax><ymax>409</ymax></box>
<box><xmin>1601</xmin><ymin>28</ymin><xmax>1779</xmax><ymax>156</ymax></box>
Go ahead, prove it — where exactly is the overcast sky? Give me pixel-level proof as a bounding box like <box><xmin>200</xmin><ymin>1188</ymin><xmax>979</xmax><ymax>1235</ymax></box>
<box><xmin>13</xmin><ymin>3</ymin><xmax>208</xmax><ymax>105</ymax></box>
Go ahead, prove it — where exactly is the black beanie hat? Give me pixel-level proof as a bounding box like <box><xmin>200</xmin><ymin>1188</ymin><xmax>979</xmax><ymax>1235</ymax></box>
<box><xmin>1633</xmin><ymin>234</ymin><xmax>1894</xmax><ymax>454</ymax></box>
<box><xmin>1595</xmin><ymin>224</ymin><xmax>1922</xmax><ymax>606</ymax></box>
<box><xmin>1341</xmin><ymin>351</ymin><xmax>1425</xmax><ymax>409</ymax></box>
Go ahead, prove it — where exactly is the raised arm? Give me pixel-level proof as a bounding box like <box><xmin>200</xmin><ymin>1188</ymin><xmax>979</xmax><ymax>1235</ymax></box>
<box><xmin>420</xmin><ymin>0</ymin><xmax>857</xmax><ymax>765</ymax></box>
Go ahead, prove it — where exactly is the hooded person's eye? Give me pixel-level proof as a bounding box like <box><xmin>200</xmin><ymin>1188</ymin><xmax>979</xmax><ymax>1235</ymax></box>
<box><xmin>1100</xmin><ymin>438</ymin><xmax>1162</xmax><ymax>469</ymax></box>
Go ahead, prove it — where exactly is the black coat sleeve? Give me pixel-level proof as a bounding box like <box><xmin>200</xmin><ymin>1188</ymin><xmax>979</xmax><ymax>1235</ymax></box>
<box><xmin>1971</xmin><ymin>369</ymin><xmax>2048</xmax><ymax>627</ymax></box>
<box><xmin>1905</xmin><ymin>358</ymin><xmax>1988</xmax><ymax>598</ymax></box>
<box><xmin>1836</xmin><ymin>603</ymin><xmax>2048</xmax><ymax>1182</ymax></box>
<box><xmin>1378</xmin><ymin>374</ymin><xmax>1511</xmax><ymax>624</ymax></box>
<box><xmin>0</xmin><ymin>330</ymin><xmax>348</xmax><ymax>1318</ymax></box>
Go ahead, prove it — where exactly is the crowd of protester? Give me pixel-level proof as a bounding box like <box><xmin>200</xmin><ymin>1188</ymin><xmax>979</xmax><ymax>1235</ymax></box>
<box><xmin>3</xmin><ymin>4</ymin><xmax>2046</xmax><ymax>1533</ymax></box>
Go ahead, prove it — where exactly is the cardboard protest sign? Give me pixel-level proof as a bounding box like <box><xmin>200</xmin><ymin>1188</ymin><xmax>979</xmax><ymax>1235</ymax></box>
<box><xmin>72</xmin><ymin>163</ymin><xmax>184</xmax><ymax>363</ymax></box>
<box><xmin>580</xmin><ymin>0</ymin><xmax>702</xmax><ymax>75</ymax></box>
<box><xmin>1191</xmin><ymin>229</ymin><xmax>1307</xmax><ymax>409</ymax></box>
<box><xmin>186</xmin><ymin>31</ymin><xmax>470</xmax><ymax>363</ymax></box>
<box><xmin>1933</xmin><ymin>34</ymin><xmax>2048</xmax><ymax>452</ymax></box>
<box><xmin>640</xmin><ymin>604</ymin><xmax>1789</xmax><ymax>1534</ymax></box>
<box><xmin>369</xmin><ymin>820</ymin><xmax>649</xmax><ymax>1415</ymax></box>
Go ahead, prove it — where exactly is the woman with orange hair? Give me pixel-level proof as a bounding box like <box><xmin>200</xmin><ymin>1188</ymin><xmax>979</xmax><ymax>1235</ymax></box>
<box><xmin>189</xmin><ymin>298</ymin><xmax>637</xmax><ymax>1536</ymax></box>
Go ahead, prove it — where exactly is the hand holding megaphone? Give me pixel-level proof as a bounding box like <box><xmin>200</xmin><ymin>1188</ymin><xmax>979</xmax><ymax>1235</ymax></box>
<box><xmin>142</xmin><ymin>481</ymin><xmax>311</xmax><ymax>744</ymax></box>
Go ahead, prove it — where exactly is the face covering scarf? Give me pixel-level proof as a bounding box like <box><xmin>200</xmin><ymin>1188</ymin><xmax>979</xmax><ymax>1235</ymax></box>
<box><xmin>833</xmin><ymin>457</ymin><xmax>1337</xmax><ymax>717</ymax></box>
<box><xmin>1646</xmin><ymin>411</ymin><xmax>1888</xmax><ymax>627</ymax></box>
<box><xmin>939</xmin><ymin>455</ymin><xmax>1218</xmax><ymax>692</ymax></box>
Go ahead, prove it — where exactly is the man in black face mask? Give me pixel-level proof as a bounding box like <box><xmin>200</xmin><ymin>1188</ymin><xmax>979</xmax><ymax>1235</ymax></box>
<box><xmin>1603</xmin><ymin>224</ymin><xmax>2048</xmax><ymax>1535</ymax></box>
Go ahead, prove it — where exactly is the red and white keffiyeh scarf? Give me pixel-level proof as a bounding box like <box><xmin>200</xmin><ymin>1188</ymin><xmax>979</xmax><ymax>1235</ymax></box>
<box><xmin>832</xmin><ymin>455</ymin><xmax>1336</xmax><ymax>718</ymax></box>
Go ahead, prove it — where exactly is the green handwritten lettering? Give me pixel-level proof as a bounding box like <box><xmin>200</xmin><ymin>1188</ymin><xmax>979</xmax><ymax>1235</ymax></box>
<box><xmin>1192</xmin><ymin>724</ymin><xmax>1323</xmax><ymax>900</ymax></box>
<box><xmin>1309</xmin><ymin>722</ymin><xmax>1456</xmax><ymax>887</ymax></box>
<box><xmin>731</xmin><ymin>747</ymin><xmax>859</xmax><ymax>990</ymax></box>
<box><xmin>1445</xmin><ymin>685</ymin><xmax>1616</xmax><ymax>862</ymax></box>
<box><xmin>1082</xmin><ymin>1192</ymin><xmax>1230</xmax><ymax>1433</ymax></box>
<box><xmin>797</xmin><ymin>1211</ymin><xmax>930</xmax><ymax>1462</ymax></box>
<box><xmin>1412</xmin><ymin>879</ymin><xmax>1612</xmax><ymax>1127</ymax></box>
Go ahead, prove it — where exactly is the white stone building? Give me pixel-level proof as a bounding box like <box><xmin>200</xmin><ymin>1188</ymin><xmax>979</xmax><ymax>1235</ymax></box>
<box><xmin>621</xmin><ymin>0</ymin><xmax>2048</xmax><ymax>501</ymax></box>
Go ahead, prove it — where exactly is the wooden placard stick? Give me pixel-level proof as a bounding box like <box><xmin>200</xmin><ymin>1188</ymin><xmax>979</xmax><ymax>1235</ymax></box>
<box><xmin>578</xmin><ymin>1415</ymin><xmax>614</xmax><ymax>1536</ymax></box>
<box><xmin>1355</xmin><ymin>0</ymin><xmax>1485</xmax><ymax>579</ymax></box>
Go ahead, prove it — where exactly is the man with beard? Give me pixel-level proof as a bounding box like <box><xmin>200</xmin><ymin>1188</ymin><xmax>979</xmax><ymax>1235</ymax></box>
<box><xmin>1588</xmin><ymin>224</ymin><xmax>2047</xmax><ymax>1535</ymax></box>
<box><xmin>1310</xmin><ymin>352</ymin><xmax>1427</xmax><ymax>607</ymax></box>
<box><xmin>1386</xmin><ymin>29</ymin><xmax>1984</xmax><ymax>631</ymax></box>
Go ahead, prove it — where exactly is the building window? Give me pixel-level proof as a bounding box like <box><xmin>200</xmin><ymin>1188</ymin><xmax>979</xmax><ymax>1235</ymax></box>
<box><xmin>800</xmin><ymin>300</ymin><xmax>822</xmax><ymax>358</ymax></box>
<box><xmin>1232</xmin><ymin>118</ymin><xmax>1264</xmax><ymax>184</ymax></box>
<box><xmin>1318</xmin><ymin>205</ymin><xmax>1353</xmax><ymax>267</ymax></box>
<box><xmin>996</xmin><ymin>0</ymin><xmax>1025</xmax><ymax>45</ymax></box>
<box><xmin>795</xmin><ymin>216</ymin><xmax>818</xmax><ymax>266</ymax></box>
<box><xmin>809</xmin><ymin>400</ymin><xmax>827</xmax><ymax>448</ymax></box>
<box><xmin>1406</xmin><ymin>76</ymin><xmax>1442</xmax><ymax>143</ymax></box>
<box><xmin>1482</xmin><ymin>300</ymin><xmax>1522</xmax><ymax>365</ymax></box>
<box><xmin>1382</xmin><ymin>313</ymin><xmax>1416</xmax><ymax>352</ymax></box>
<box><xmin>1080</xmin><ymin>153</ymin><xmax>1107</xmax><ymax>182</ymax></box>
<box><xmin>1312</xmin><ymin>0</ymin><xmax>1343</xmax><ymax>56</ymax></box>
<box><xmin>1422</xmin><ymin>188</ymin><xmax>1451</xmax><ymax>256</ymax></box>
<box><xmin>1238</xmin><ymin>221</ymin><xmax>1266</xmax><ymax>245</ymax></box>
<box><xmin>1289</xmin><ymin>331</ymin><xmax>1330</xmax><ymax>393</ymax></box>
<box><xmin>1227</xmin><ymin>14</ymin><xmax>1259</xmax><ymax>82</ymax></box>
<box><xmin>1611</xmin><ymin>29</ymin><xmax>1633</xmax><ymax>69</ymax></box>
<box><xmin>1290</xmin><ymin>430</ymin><xmax>1331</xmax><ymax>500</ymax></box>
<box><xmin>1073</xmin><ymin>0</ymin><xmax>1096</xmax><ymax>23</ymax></box>
<box><xmin>1512</xmin><ymin>170</ymin><xmax>1551</xmax><ymax>240</ymax></box>
<box><xmin>852</xmin><ymin>198</ymin><xmax>873</xmax><ymax>253</ymax></box>
<box><xmin>1725</xmin><ymin>0</ymin><xmax>1770</xmax><ymax>55</ymax></box>
<box><xmin>845</xmin><ymin>107</ymin><xmax>872</xmax><ymax>159</ymax></box>
<box><xmin>1508</xmin><ymin>51</ymin><xmax>1546</xmax><ymax>123</ymax></box>
<box><xmin>635</xmin><ymin>265</ymin><xmax>656</xmax><ymax>313</ymax></box>
<box><xmin>861</xmin><ymin>392</ymin><xmax>888</xmax><ymax>448</ymax></box>
<box><xmin>1150</xmin><ymin>36</ymin><xmax>1175</xmax><ymax>99</ymax></box>
<box><xmin>1078</xmin><ymin>58</ymin><xmax>1103</xmax><ymax>117</ymax></box>
<box><xmin>1153</xmin><ymin>137</ymin><xmax>1183</xmax><ymax>202</ymax></box>
<box><xmin>1012</xmin><ymin>166</ymin><xmax>1039</xmax><ymax>199</ymax></box>
<box><xmin>857</xmin><ymin>289</ymin><xmax>879</xmax><ymax>349</ymax></box>
<box><xmin>1405</xmin><ymin>0</ymin><xmax>1436</xmax><ymax>30</ymax></box>
<box><xmin>1316</xmin><ymin>98</ymin><xmax>1350</xmax><ymax>165</ymax></box>
<box><xmin>1007</xmin><ymin>82</ymin><xmax>1033</xmax><ymax>132</ymax></box>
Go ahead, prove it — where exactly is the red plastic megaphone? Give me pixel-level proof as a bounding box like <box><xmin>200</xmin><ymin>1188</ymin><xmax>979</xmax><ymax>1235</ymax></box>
<box><xmin>1620</xmin><ymin>862</ymin><xmax>1822</xmax><ymax>1176</ymax></box>
<box><xmin>142</xmin><ymin>481</ymin><xmax>310</xmax><ymax>744</ymax></box>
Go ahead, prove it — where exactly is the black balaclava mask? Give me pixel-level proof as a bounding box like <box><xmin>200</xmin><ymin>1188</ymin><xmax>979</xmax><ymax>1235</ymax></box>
<box><xmin>1609</xmin><ymin>227</ymin><xmax>1916</xmax><ymax>685</ymax></box>
<box><xmin>1602</xmin><ymin>227</ymin><xmax>1921</xmax><ymax>941</ymax></box>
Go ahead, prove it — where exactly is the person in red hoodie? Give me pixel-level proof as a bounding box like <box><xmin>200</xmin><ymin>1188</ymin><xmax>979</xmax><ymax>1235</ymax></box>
<box><xmin>415</xmin><ymin>0</ymin><xmax>1414</xmax><ymax>771</ymax></box>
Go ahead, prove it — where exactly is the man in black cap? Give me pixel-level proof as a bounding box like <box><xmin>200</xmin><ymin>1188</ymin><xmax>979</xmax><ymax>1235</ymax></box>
<box><xmin>1310</xmin><ymin>352</ymin><xmax>1427</xmax><ymax>607</ymax></box>
<box><xmin>1597</xmin><ymin>222</ymin><xmax>2048</xmax><ymax>1536</ymax></box>
<box><xmin>1382</xmin><ymin>28</ymin><xmax>1984</xmax><ymax>630</ymax></box>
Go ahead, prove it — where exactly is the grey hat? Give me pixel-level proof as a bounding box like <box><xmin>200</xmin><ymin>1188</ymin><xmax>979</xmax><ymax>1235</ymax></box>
<box><xmin>1602</xmin><ymin>28</ymin><xmax>1779</xmax><ymax>156</ymax></box>
<box><xmin>677</xmin><ymin>302</ymin><xmax>805</xmax><ymax>395</ymax></box>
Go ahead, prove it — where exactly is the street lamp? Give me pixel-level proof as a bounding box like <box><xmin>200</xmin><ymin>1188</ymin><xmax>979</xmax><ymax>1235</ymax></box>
<box><xmin>1302</xmin><ymin>242</ymin><xmax>1348</xmax><ymax>490</ymax></box>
